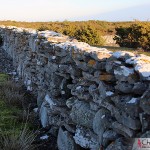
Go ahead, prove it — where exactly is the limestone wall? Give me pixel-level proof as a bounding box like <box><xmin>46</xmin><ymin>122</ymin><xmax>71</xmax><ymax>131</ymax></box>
<box><xmin>0</xmin><ymin>25</ymin><xmax>150</xmax><ymax>150</ymax></box>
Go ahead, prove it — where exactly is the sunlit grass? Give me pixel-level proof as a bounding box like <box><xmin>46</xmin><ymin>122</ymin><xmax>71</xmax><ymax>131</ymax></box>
<box><xmin>94</xmin><ymin>45</ymin><xmax>150</xmax><ymax>56</ymax></box>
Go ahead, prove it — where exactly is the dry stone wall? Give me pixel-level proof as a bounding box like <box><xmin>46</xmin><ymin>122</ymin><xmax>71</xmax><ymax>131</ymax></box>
<box><xmin>0</xmin><ymin>25</ymin><xmax>150</xmax><ymax>150</ymax></box>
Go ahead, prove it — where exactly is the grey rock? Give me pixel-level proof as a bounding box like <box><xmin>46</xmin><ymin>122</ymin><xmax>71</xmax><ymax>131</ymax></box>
<box><xmin>37</xmin><ymin>90</ymin><xmax>45</xmax><ymax>107</ymax></box>
<box><xmin>140</xmin><ymin>130</ymin><xmax>150</xmax><ymax>138</ymax></box>
<box><xmin>90</xmin><ymin>51</ymin><xmax>112</xmax><ymax>61</ymax></box>
<box><xmin>88</xmin><ymin>84</ymin><xmax>100</xmax><ymax>103</ymax></box>
<box><xmin>114</xmin><ymin>66</ymin><xmax>134</xmax><ymax>80</ymax></box>
<box><xmin>102</xmin><ymin>130</ymin><xmax>120</xmax><ymax>148</ymax></box>
<box><xmin>113</xmin><ymin>51</ymin><xmax>135</xmax><ymax>60</ymax></box>
<box><xmin>101</xmin><ymin>101</ymin><xmax>141</xmax><ymax>130</ymax></box>
<box><xmin>68</xmin><ymin>65</ymin><xmax>82</xmax><ymax>78</ymax></box>
<box><xmin>132</xmin><ymin>82</ymin><xmax>148</xmax><ymax>95</ymax></box>
<box><xmin>106</xmin><ymin>60</ymin><xmax>122</xmax><ymax>74</ymax></box>
<box><xmin>90</xmin><ymin>102</ymin><xmax>100</xmax><ymax>111</ymax></box>
<box><xmin>66</xmin><ymin>97</ymin><xmax>77</xmax><ymax>109</ymax></box>
<box><xmin>93</xmin><ymin>108</ymin><xmax>112</xmax><ymax>145</ymax></box>
<box><xmin>70</xmin><ymin>101</ymin><xmax>95</xmax><ymax>128</ymax></box>
<box><xmin>71</xmin><ymin>85</ymin><xmax>92</xmax><ymax>101</ymax></box>
<box><xmin>111</xmin><ymin>122</ymin><xmax>135</xmax><ymax>138</ymax></box>
<box><xmin>73</xmin><ymin>126</ymin><xmax>99</xmax><ymax>149</ymax></box>
<box><xmin>60</xmin><ymin>78</ymin><xmax>71</xmax><ymax>98</ymax></box>
<box><xmin>139</xmin><ymin>113</ymin><xmax>150</xmax><ymax>132</ymax></box>
<box><xmin>57</xmin><ymin>127</ymin><xmax>77</xmax><ymax>150</ymax></box>
<box><xmin>98</xmin><ymin>81</ymin><xmax>114</xmax><ymax>100</ymax></box>
<box><xmin>111</xmin><ymin>95</ymin><xmax>141</xmax><ymax>118</ymax></box>
<box><xmin>94</xmin><ymin>61</ymin><xmax>106</xmax><ymax>70</ymax></box>
<box><xmin>115</xmin><ymin>81</ymin><xmax>133</xmax><ymax>94</ymax></box>
<box><xmin>55</xmin><ymin>49</ymin><xmax>68</xmax><ymax>57</ymax></box>
<box><xmin>140</xmin><ymin>86</ymin><xmax>150</xmax><ymax>114</ymax></box>
<box><xmin>40</xmin><ymin>101</ymin><xmax>48</xmax><ymax>128</ymax></box>
<box><xmin>82</xmin><ymin>71</ymin><xmax>98</xmax><ymax>82</ymax></box>
<box><xmin>74</xmin><ymin>59</ymin><xmax>88</xmax><ymax>71</ymax></box>
<box><xmin>103</xmin><ymin>130</ymin><xmax>119</xmax><ymax>141</ymax></box>
<box><xmin>106</xmin><ymin>138</ymin><xmax>134</xmax><ymax>150</ymax></box>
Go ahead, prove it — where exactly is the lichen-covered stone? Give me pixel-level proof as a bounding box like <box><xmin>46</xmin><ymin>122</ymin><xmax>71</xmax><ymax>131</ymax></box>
<box><xmin>73</xmin><ymin>126</ymin><xmax>99</xmax><ymax>149</ymax></box>
<box><xmin>70</xmin><ymin>101</ymin><xmax>95</xmax><ymax>128</ymax></box>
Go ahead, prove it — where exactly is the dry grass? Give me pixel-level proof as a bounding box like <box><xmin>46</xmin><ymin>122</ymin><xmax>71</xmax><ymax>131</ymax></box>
<box><xmin>0</xmin><ymin>74</ymin><xmax>38</xmax><ymax>150</ymax></box>
<box><xmin>0</xmin><ymin>124</ymin><xmax>37</xmax><ymax>150</ymax></box>
<box><xmin>0</xmin><ymin>80</ymin><xmax>24</xmax><ymax>108</ymax></box>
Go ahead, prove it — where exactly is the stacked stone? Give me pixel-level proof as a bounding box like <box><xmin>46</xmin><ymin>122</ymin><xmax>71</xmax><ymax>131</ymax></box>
<box><xmin>0</xmin><ymin>26</ymin><xmax>150</xmax><ymax>150</ymax></box>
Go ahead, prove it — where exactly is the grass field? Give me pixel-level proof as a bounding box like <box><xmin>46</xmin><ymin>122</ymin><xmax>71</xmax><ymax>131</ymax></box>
<box><xmin>0</xmin><ymin>74</ymin><xmax>23</xmax><ymax>134</ymax></box>
<box><xmin>0</xmin><ymin>73</ymin><xmax>37</xmax><ymax>149</ymax></box>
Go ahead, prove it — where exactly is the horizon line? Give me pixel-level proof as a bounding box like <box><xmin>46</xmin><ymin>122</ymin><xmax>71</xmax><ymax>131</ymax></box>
<box><xmin>0</xmin><ymin>19</ymin><xmax>150</xmax><ymax>23</ymax></box>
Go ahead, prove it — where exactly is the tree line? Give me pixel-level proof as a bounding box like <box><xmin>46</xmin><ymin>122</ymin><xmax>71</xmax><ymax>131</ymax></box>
<box><xmin>0</xmin><ymin>20</ymin><xmax>150</xmax><ymax>50</ymax></box>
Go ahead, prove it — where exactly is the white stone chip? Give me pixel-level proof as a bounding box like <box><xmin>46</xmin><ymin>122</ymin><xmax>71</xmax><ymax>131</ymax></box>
<box><xmin>45</xmin><ymin>94</ymin><xmax>56</xmax><ymax>108</ymax></box>
<box><xmin>27</xmin><ymin>86</ymin><xmax>32</xmax><ymax>91</ymax></box>
<box><xmin>33</xmin><ymin>108</ymin><xmax>38</xmax><ymax>113</ymax></box>
<box><xmin>106</xmin><ymin>91</ymin><xmax>114</xmax><ymax>96</ymax></box>
<box><xmin>52</xmin><ymin>56</ymin><xmax>56</xmax><ymax>59</ymax></box>
<box><xmin>61</xmin><ymin>91</ymin><xmax>65</xmax><ymax>94</ymax></box>
<box><xmin>101</xmin><ymin>115</ymin><xmax>105</xmax><ymax>119</ymax></box>
<box><xmin>40</xmin><ymin>135</ymin><xmax>49</xmax><ymax>140</ymax></box>
<box><xmin>76</xmin><ymin>86</ymin><xmax>82</xmax><ymax>90</ymax></box>
<box><xmin>127</xmin><ymin>98</ymin><xmax>138</xmax><ymax>104</ymax></box>
<box><xmin>27</xmin><ymin>80</ymin><xmax>31</xmax><ymax>85</ymax></box>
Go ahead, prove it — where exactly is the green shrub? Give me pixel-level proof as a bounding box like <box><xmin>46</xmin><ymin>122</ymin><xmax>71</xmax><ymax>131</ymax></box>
<box><xmin>74</xmin><ymin>25</ymin><xmax>105</xmax><ymax>45</ymax></box>
<box><xmin>114</xmin><ymin>22</ymin><xmax>150</xmax><ymax>50</ymax></box>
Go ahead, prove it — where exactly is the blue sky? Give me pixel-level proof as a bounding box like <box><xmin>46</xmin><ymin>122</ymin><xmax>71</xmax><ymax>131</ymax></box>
<box><xmin>0</xmin><ymin>0</ymin><xmax>149</xmax><ymax>21</ymax></box>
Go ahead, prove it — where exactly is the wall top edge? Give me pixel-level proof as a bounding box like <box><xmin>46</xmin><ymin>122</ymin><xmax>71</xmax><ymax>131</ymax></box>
<box><xmin>0</xmin><ymin>25</ymin><xmax>150</xmax><ymax>80</ymax></box>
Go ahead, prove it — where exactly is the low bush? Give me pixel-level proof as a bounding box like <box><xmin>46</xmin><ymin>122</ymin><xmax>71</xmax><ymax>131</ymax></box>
<box><xmin>114</xmin><ymin>22</ymin><xmax>150</xmax><ymax>50</ymax></box>
<box><xmin>74</xmin><ymin>25</ymin><xmax>105</xmax><ymax>45</ymax></box>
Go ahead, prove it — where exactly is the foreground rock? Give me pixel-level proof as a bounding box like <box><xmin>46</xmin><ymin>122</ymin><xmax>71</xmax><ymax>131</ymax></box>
<box><xmin>0</xmin><ymin>25</ymin><xmax>150</xmax><ymax>149</ymax></box>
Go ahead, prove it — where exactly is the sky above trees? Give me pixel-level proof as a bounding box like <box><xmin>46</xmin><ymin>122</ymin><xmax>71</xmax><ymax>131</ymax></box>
<box><xmin>0</xmin><ymin>0</ymin><xmax>149</xmax><ymax>21</ymax></box>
